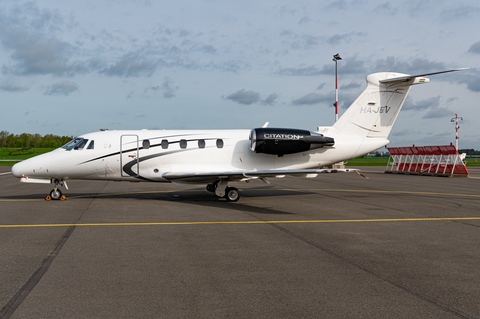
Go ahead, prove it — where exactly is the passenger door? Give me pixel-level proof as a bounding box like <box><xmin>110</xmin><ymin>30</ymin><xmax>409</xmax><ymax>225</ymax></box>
<box><xmin>120</xmin><ymin>134</ymin><xmax>139</xmax><ymax>177</ymax></box>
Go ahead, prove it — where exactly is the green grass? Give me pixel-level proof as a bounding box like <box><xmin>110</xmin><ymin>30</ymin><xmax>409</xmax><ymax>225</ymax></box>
<box><xmin>0</xmin><ymin>148</ymin><xmax>55</xmax><ymax>166</ymax></box>
<box><xmin>464</xmin><ymin>158</ymin><xmax>480</xmax><ymax>166</ymax></box>
<box><xmin>345</xmin><ymin>157</ymin><xmax>389</xmax><ymax>166</ymax></box>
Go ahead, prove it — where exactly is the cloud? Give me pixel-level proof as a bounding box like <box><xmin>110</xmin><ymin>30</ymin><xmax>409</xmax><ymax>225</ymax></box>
<box><xmin>397</xmin><ymin>92</ymin><xmax>455</xmax><ymax>122</ymax></box>
<box><xmin>341</xmin><ymin>81</ymin><xmax>362</xmax><ymax>90</ymax></box>
<box><xmin>0</xmin><ymin>3</ymin><xmax>86</xmax><ymax>76</ymax></box>
<box><xmin>0</xmin><ymin>29</ymin><xmax>79</xmax><ymax>76</ymax></box>
<box><xmin>326</xmin><ymin>32</ymin><xmax>365</xmax><ymax>45</ymax></box>
<box><xmin>391</xmin><ymin>129</ymin><xmax>418</xmax><ymax>137</ymax></box>
<box><xmin>223</xmin><ymin>89</ymin><xmax>260</xmax><ymax>105</ymax></box>
<box><xmin>298</xmin><ymin>16</ymin><xmax>311</xmax><ymax>24</ymax></box>
<box><xmin>278</xmin><ymin>31</ymin><xmax>321</xmax><ymax>50</ymax></box>
<box><xmin>276</xmin><ymin>65</ymin><xmax>324</xmax><ymax>76</ymax></box>
<box><xmin>43</xmin><ymin>80</ymin><xmax>79</xmax><ymax>96</ymax></box>
<box><xmin>468</xmin><ymin>41</ymin><xmax>480</xmax><ymax>54</ymax></box>
<box><xmin>142</xmin><ymin>77</ymin><xmax>178</xmax><ymax>98</ymax></box>
<box><xmin>160</xmin><ymin>77</ymin><xmax>178</xmax><ymax>98</ymax></box>
<box><xmin>260</xmin><ymin>93</ymin><xmax>279</xmax><ymax>106</ymax></box>
<box><xmin>459</xmin><ymin>70</ymin><xmax>480</xmax><ymax>92</ymax></box>
<box><xmin>373</xmin><ymin>2</ymin><xmax>397</xmax><ymax>15</ymax></box>
<box><xmin>440</xmin><ymin>5</ymin><xmax>480</xmax><ymax>20</ymax></box>
<box><xmin>446</xmin><ymin>97</ymin><xmax>459</xmax><ymax>104</ymax></box>
<box><xmin>422</xmin><ymin>107</ymin><xmax>452</xmax><ymax>119</ymax></box>
<box><xmin>292</xmin><ymin>92</ymin><xmax>330</xmax><ymax>106</ymax></box>
<box><xmin>373</xmin><ymin>57</ymin><xmax>446</xmax><ymax>74</ymax></box>
<box><xmin>403</xmin><ymin>96</ymin><xmax>440</xmax><ymax>111</ymax></box>
<box><xmin>0</xmin><ymin>80</ymin><xmax>29</xmax><ymax>92</ymax></box>
<box><xmin>0</xmin><ymin>3</ymin><xmax>249</xmax><ymax>80</ymax></box>
<box><xmin>325</xmin><ymin>0</ymin><xmax>347</xmax><ymax>10</ymax></box>
<box><xmin>276</xmin><ymin>56</ymin><xmax>367</xmax><ymax>76</ymax></box>
<box><xmin>101</xmin><ymin>52</ymin><xmax>157</xmax><ymax>77</ymax></box>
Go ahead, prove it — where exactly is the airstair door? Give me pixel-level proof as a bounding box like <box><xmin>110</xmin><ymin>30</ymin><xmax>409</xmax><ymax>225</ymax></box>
<box><xmin>120</xmin><ymin>134</ymin><xmax>139</xmax><ymax>177</ymax></box>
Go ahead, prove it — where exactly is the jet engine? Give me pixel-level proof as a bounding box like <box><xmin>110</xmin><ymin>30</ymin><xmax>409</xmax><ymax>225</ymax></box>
<box><xmin>249</xmin><ymin>128</ymin><xmax>334</xmax><ymax>156</ymax></box>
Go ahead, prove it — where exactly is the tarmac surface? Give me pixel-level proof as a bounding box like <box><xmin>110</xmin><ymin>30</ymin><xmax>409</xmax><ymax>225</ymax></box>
<box><xmin>1</xmin><ymin>165</ymin><xmax>480</xmax><ymax>319</ymax></box>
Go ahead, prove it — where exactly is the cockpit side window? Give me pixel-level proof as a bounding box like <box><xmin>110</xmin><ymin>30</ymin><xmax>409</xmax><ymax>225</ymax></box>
<box><xmin>74</xmin><ymin>139</ymin><xmax>88</xmax><ymax>150</ymax></box>
<box><xmin>62</xmin><ymin>138</ymin><xmax>89</xmax><ymax>151</ymax></box>
<box><xmin>62</xmin><ymin>138</ymin><xmax>81</xmax><ymax>151</ymax></box>
<box><xmin>87</xmin><ymin>140</ymin><xmax>94</xmax><ymax>150</ymax></box>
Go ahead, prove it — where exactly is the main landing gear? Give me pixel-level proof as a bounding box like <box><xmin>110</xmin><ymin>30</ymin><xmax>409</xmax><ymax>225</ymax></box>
<box><xmin>46</xmin><ymin>179</ymin><xmax>68</xmax><ymax>201</ymax></box>
<box><xmin>206</xmin><ymin>180</ymin><xmax>240</xmax><ymax>202</ymax></box>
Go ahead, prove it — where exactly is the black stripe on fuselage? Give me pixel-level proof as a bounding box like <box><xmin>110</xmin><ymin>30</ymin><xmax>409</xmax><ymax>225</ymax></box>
<box><xmin>78</xmin><ymin>136</ymin><xmax>226</xmax><ymax>165</ymax></box>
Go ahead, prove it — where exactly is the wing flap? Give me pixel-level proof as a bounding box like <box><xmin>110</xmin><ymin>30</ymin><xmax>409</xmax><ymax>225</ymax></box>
<box><xmin>162</xmin><ymin>168</ymin><xmax>362</xmax><ymax>184</ymax></box>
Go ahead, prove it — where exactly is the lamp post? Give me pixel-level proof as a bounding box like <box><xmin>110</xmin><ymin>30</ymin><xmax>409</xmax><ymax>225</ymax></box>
<box><xmin>450</xmin><ymin>113</ymin><xmax>463</xmax><ymax>151</ymax></box>
<box><xmin>333</xmin><ymin>53</ymin><xmax>342</xmax><ymax>122</ymax></box>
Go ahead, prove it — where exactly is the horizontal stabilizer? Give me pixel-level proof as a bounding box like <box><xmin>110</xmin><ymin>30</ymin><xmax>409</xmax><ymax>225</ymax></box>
<box><xmin>380</xmin><ymin>68</ymin><xmax>469</xmax><ymax>83</ymax></box>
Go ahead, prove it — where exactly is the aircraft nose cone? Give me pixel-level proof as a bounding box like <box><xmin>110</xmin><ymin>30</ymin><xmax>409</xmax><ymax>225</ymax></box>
<box><xmin>11</xmin><ymin>160</ymin><xmax>30</xmax><ymax>178</ymax></box>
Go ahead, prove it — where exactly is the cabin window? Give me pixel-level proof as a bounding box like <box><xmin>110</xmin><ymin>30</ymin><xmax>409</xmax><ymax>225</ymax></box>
<box><xmin>216</xmin><ymin>139</ymin><xmax>224</xmax><ymax>149</ymax></box>
<box><xmin>198</xmin><ymin>139</ymin><xmax>205</xmax><ymax>149</ymax></box>
<box><xmin>180</xmin><ymin>139</ymin><xmax>187</xmax><ymax>149</ymax></box>
<box><xmin>142</xmin><ymin>139</ymin><xmax>150</xmax><ymax>150</ymax></box>
<box><xmin>87</xmin><ymin>140</ymin><xmax>94</xmax><ymax>150</ymax></box>
<box><xmin>161</xmin><ymin>139</ymin><xmax>169</xmax><ymax>149</ymax></box>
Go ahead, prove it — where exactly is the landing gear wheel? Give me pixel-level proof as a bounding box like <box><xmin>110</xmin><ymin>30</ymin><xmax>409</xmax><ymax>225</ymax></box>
<box><xmin>50</xmin><ymin>188</ymin><xmax>63</xmax><ymax>200</ymax></box>
<box><xmin>225</xmin><ymin>187</ymin><xmax>240</xmax><ymax>202</ymax></box>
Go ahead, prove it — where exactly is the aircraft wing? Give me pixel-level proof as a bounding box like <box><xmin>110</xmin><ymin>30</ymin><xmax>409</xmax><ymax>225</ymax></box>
<box><xmin>162</xmin><ymin>168</ymin><xmax>364</xmax><ymax>184</ymax></box>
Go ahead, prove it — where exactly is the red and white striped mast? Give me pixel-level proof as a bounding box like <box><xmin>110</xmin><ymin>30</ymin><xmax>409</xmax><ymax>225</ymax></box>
<box><xmin>333</xmin><ymin>53</ymin><xmax>342</xmax><ymax>122</ymax></box>
<box><xmin>450</xmin><ymin>113</ymin><xmax>463</xmax><ymax>151</ymax></box>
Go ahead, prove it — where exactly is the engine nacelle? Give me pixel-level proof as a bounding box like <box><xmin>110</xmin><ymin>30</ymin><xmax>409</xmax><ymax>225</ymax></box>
<box><xmin>249</xmin><ymin>128</ymin><xmax>334</xmax><ymax>156</ymax></box>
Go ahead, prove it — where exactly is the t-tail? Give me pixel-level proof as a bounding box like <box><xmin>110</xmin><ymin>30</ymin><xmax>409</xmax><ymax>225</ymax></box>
<box><xmin>332</xmin><ymin>69</ymin><xmax>467</xmax><ymax>138</ymax></box>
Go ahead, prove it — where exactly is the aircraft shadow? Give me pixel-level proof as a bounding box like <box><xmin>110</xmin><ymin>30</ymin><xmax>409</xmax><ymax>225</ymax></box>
<box><xmin>0</xmin><ymin>188</ymin><xmax>313</xmax><ymax>215</ymax></box>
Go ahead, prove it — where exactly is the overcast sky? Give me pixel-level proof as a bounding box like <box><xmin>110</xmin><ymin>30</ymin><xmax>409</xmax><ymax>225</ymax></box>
<box><xmin>1</xmin><ymin>0</ymin><xmax>479</xmax><ymax>149</ymax></box>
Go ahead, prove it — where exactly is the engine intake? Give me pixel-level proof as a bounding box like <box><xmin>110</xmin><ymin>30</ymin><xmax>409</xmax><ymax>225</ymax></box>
<box><xmin>250</xmin><ymin>128</ymin><xmax>334</xmax><ymax>156</ymax></box>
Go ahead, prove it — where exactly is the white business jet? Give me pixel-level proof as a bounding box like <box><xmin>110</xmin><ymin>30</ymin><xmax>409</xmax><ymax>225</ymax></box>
<box><xmin>11</xmin><ymin>69</ymin><xmax>466</xmax><ymax>201</ymax></box>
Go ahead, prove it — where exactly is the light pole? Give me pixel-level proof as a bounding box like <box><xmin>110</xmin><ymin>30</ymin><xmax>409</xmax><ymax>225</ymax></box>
<box><xmin>333</xmin><ymin>53</ymin><xmax>342</xmax><ymax>122</ymax></box>
<box><xmin>450</xmin><ymin>113</ymin><xmax>463</xmax><ymax>151</ymax></box>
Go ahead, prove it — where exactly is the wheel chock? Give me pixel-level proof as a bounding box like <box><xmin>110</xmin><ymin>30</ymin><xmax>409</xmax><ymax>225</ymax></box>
<box><xmin>45</xmin><ymin>195</ymin><xmax>52</xmax><ymax>201</ymax></box>
<box><xmin>60</xmin><ymin>195</ymin><xmax>67</xmax><ymax>200</ymax></box>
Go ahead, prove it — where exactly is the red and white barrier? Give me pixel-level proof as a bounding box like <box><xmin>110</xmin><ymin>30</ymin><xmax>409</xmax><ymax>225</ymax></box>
<box><xmin>386</xmin><ymin>144</ymin><xmax>469</xmax><ymax>177</ymax></box>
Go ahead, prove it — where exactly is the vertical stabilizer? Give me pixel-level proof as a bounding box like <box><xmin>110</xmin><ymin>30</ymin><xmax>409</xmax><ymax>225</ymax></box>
<box><xmin>332</xmin><ymin>72</ymin><xmax>426</xmax><ymax>138</ymax></box>
<box><xmin>332</xmin><ymin>68</ymin><xmax>468</xmax><ymax>138</ymax></box>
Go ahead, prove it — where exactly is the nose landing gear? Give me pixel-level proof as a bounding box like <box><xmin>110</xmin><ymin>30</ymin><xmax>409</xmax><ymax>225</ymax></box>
<box><xmin>45</xmin><ymin>179</ymin><xmax>68</xmax><ymax>200</ymax></box>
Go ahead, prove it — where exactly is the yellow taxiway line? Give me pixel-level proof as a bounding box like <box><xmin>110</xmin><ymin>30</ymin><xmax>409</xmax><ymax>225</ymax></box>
<box><xmin>1</xmin><ymin>217</ymin><xmax>480</xmax><ymax>228</ymax></box>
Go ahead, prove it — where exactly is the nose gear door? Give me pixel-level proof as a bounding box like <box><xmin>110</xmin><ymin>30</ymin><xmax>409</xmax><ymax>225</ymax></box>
<box><xmin>120</xmin><ymin>134</ymin><xmax>139</xmax><ymax>177</ymax></box>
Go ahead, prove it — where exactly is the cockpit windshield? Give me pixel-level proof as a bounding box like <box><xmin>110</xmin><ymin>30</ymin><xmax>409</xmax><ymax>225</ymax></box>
<box><xmin>62</xmin><ymin>138</ymin><xmax>89</xmax><ymax>151</ymax></box>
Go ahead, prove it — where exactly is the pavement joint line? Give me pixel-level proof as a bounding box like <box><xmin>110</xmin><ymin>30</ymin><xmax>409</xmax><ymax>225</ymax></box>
<box><xmin>2</xmin><ymin>217</ymin><xmax>480</xmax><ymax>228</ymax></box>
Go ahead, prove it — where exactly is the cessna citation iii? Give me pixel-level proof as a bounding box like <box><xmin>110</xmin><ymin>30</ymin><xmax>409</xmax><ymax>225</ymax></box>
<box><xmin>11</xmin><ymin>69</ymin><xmax>466</xmax><ymax>201</ymax></box>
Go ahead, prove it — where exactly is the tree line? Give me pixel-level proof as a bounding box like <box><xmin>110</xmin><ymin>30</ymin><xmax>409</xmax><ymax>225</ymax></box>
<box><xmin>0</xmin><ymin>131</ymin><xmax>73</xmax><ymax>149</ymax></box>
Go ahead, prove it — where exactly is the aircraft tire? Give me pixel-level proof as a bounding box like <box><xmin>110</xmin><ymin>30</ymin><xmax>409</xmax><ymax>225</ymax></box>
<box><xmin>225</xmin><ymin>187</ymin><xmax>240</xmax><ymax>202</ymax></box>
<box><xmin>50</xmin><ymin>189</ymin><xmax>63</xmax><ymax>200</ymax></box>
